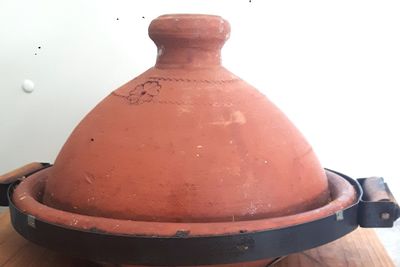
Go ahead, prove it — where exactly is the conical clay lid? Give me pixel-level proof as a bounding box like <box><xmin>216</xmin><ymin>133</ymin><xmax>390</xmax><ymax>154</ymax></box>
<box><xmin>43</xmin><ymin>14</ymin><xmax>330</xmax><ymax>223</ymax></box>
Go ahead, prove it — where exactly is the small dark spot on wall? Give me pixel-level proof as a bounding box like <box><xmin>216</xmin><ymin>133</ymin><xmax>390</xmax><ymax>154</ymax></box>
<box><xmin>34</xmin><ymin>53</ymin><xmax>37</xmax><ymax>55</ymax></box>
<box><xmin>38</xmin><ymin>46</ymin><xmax>41</xmax><ymax>49</ymax></box>
<box><xmin>142</xmin><ymin>16</ymin><xmax>145</xmax><ymax>19</ymax></box>
<box><xmin>116</xmin><ymin>17</ymin><xmax>119</xmax><ymax>20</ymax></box>
<box><xmin>90</xmin><ymin>138</ymin><xmax>95</xmax><ymax>142</ymax></box>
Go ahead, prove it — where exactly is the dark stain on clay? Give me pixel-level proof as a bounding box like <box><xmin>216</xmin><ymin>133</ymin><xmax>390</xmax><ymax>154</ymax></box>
<box><xmin>88</xmin><ymin>227</ymin><xmax>107</xmax><ymax>234</ymax></box>
<box><xmin>174</xmin><ymin>230</ymin><xmax>190</xmax><ymax>238</ymax></box>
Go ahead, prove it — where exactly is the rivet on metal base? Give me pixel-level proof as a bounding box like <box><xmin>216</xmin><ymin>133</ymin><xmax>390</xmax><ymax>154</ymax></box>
<box><xmin>335</xmin><ymin>210</ymin><xmax>344</xmax><ymax>221</ymax></box>
<box><xmin>380</xmin><ymin>212</ymin><xmax>390</xmax><ymax>220</ymax></box>
<box><xmin>27</xmin><ymin>214</ymin><xmax>36</xmax><ymax>228</ymax></box>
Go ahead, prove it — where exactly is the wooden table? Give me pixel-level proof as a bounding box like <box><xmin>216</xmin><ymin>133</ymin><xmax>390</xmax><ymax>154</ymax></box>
<box><xmin>0</xmin><ymin>211</ymin><xmax>394</xmax><ymax>267</ymax></box>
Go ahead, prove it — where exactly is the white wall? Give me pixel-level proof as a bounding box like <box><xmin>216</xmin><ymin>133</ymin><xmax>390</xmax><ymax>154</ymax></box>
<box><xmin>1</xmin><ymin>0</ymin><xmax>400</xmax><ymax>199</ymax></box>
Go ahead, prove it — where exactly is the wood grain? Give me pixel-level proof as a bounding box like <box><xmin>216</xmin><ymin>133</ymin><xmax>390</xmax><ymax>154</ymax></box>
<box><xmin>0</xmin><ymin>211</ymin><xmax>394</xmax><ymax>267</ymax></box>
<box><xmin>274</xmin><ymin>227</ymin><xmax>395</xmax><ymax>267</ymax></box>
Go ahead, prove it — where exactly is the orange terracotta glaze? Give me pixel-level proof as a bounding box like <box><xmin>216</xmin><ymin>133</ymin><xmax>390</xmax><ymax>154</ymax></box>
<box><xmin>41</xmin><ymin>14</ymin><xmax>330</xmax><ymax>223</ymax></box>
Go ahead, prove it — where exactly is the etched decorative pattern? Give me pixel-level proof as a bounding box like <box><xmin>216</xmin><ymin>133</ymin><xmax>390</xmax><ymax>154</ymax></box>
<box><xmin>151</xmin><ymin>100</ymin><xmax>235</xmax><ymax>107</ymax></box>
<box><xmin>148</xmin><ymin>76</ymin><xmax>241</xmax><ymax>84</ymax></box>
<box><xmin>111</xmin><ymin>76</ymin><xmax>264</xmax><ymax>106</ymax></box>
<box><xmin>112</xmin><ymin>81</ymin><xmax>161</xmax><ymax>105</ymax></box>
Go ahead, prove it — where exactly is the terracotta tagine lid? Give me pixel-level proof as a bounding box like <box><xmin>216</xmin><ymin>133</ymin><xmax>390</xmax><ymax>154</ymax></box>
<box><xmin>39</xmin><ymin>14</ymin><xmax>330</xmax><ymax>223</ymax></box>
<box><xmin>7</xmin><ymin>13</ymin><xmax>364</xmax><ymax>267</ymax></box>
